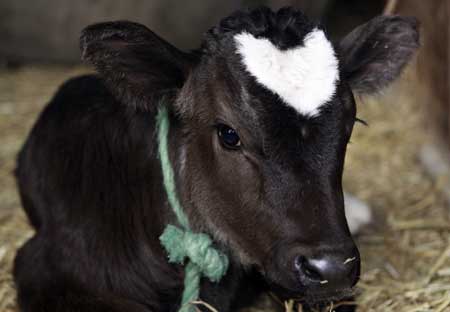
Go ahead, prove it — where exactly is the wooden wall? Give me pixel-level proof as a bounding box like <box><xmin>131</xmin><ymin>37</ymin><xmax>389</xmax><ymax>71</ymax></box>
<box><xmin>0</xmin><ymin>0</ymin><xmax>386</xmax><ymax>64</ymax></box>
<box><xmin>0</xmin><ymin>0</ymin><xmax>242</xmax><ymax>63</ymax></box>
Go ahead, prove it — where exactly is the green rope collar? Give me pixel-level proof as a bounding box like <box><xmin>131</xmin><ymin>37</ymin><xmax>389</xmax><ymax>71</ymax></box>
<box><xmin>156</xmin><ymin>105</ymin><xmax>229</xmax><ymax>312</ymax></box>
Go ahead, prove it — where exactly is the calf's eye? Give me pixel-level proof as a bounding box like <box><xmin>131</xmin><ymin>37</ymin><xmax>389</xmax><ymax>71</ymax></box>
<box><xmin>217</xmin><ymin>124</ymin><xmax>241</xmax><ymax>149</ymax></box>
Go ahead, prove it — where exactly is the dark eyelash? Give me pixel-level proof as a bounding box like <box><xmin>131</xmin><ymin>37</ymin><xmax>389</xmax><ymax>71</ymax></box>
<box><xmin>355</xmin><ymin>117</ymin><xmax>368</xmax><ymax>126</ymax></box>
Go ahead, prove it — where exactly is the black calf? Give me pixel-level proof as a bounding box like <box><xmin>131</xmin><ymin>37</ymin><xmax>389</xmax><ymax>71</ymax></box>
<box><xmin>14</xmin><ymin>7</ymin><xmax>418</xmax><ymax>312</ymax></box>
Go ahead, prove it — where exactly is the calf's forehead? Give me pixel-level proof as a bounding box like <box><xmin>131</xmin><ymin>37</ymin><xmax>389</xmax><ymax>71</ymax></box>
<box><xmin>192</xmin><ymin>7</ymin><xmax>355</xmax><ymax>159</ymax></box>
<box><xmin>233</xmin><ymin>28</ymin><xmax>340</xmax><ymax>118</ymax></box>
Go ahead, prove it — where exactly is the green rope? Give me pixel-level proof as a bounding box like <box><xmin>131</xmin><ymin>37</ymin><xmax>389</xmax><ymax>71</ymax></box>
<box><xmin>156</xmin><ymin>105</ymin><xmax>229</xmax><ymax>312</ymax></box>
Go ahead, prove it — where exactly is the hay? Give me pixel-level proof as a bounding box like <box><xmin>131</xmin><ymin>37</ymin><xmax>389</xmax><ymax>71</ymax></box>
<box><xmin>0</xmin><ymin>65</ymin><xmax>449</xmax><ymax>312</ymax></box>
<box><xmin>0</xmin><ymin>213</ymin><xmax>32</xmax><ymax>312</ymax></box>
<box><xmin>342</xmin><ymin>69</ymin><xmax>450</xmax><ymax>312</ymax></box>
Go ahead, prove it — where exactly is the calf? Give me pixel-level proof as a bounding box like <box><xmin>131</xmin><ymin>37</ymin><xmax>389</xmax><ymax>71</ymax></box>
<box><xmin>14</xmin><ymin>7</ymin><xmax>419</xmax><ymax>312</ymax></box>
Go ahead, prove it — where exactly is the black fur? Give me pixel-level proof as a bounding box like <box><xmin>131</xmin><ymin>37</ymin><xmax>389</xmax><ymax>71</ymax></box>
<box><xmin>204</xmin><ymin>7</ymin><xmax>316</xmax><ymax>52</ymax></box>
<box><xmin>14</xmin><ymin>7</ymin><xmax>419</xmax><ymax>312</ymax></box>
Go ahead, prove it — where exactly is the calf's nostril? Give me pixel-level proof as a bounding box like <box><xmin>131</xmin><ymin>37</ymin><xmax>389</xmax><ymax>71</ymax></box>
<box><xmin>294</xmin><ymin>256</ymin><xmax>323</xmax><ymax>282</ymax></box>
<box><xmin>294</xmin><ymin>253</ymin><xmax>361</xmax><ymax>288</ymax></box>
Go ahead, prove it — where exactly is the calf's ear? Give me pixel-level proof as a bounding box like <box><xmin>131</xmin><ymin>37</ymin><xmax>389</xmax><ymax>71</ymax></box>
<box><xmin>338</xmin><ymin>15</ymin><xmax>419</xmax><ymax>94</ymax></box>
<box><xmin>80</xmin><ymin>21</ymin><xmax>194</xmax><ymax>110</ymax></box>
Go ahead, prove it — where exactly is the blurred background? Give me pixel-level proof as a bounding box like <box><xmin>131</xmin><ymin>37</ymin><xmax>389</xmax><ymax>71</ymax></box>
<box><xmin>0</xmin><ymin>0</ymin><xmax>386</xmax><ymax>63</ymax></box>
<box><xmin>0</xmin><ymin>1</ymin><xmax>449</xmax><ymax>312</ymax></box>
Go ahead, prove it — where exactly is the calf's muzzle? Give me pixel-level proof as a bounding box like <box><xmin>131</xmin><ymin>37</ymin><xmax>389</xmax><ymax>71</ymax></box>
<box><xmin>269</xmin><ymin>240</ymin><xmax>360</xmax><ymax>300</ymax></box>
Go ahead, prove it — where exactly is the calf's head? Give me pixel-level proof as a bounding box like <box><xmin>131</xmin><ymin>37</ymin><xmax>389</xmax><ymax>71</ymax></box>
<box><xmin>81</xmin><ymin>7</ymin><xmax>419</xmax><ymax>303</ymax></box>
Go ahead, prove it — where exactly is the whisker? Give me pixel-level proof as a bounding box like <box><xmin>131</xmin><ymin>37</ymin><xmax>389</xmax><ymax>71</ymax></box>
<box><xmin>355</xmin><ymin>117</ymin><xmax>368</xmax><ymax>126</ymax></box>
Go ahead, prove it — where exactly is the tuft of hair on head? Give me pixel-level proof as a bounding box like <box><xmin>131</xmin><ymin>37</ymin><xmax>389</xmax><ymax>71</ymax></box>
<box><xmin>204</xmin><ymin>7</ymin><xmax>315</xmax><ymax>52</ymax></box>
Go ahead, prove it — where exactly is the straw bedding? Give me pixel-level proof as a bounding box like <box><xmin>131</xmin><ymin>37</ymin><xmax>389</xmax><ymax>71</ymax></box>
<box><xmin>0</xmin><ymin>65</ymin><xmax>448</xmax><ymax>312</ymax></box>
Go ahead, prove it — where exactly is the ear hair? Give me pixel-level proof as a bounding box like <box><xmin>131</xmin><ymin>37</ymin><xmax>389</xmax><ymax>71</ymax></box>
<box><xmin>338</xmin><ymin>15</ymin><xmax>420</xmax><ymax>94</ymax></box>
<box><xmin>80</xmin><ymin>21</ymin><xmax>195</xmax><ymax>111</ymax></box>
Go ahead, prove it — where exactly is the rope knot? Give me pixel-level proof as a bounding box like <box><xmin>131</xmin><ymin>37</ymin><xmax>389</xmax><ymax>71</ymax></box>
<box><xmin>160</xmin><ymin>224</ymin><xmax>229</xmax><ymax>282</ymax></box>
